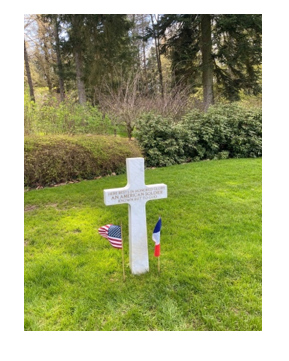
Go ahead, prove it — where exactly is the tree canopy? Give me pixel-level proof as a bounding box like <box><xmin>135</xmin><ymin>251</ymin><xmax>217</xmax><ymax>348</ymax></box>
<box><xmin>24</xmin><ymin>14</ymin><xmax>262</xmax><ymax>110</ymax></box>
<box><xmin>156</xmin><ymin>14</ymin><xmax>262</xmax><ymax>107</ymax></box>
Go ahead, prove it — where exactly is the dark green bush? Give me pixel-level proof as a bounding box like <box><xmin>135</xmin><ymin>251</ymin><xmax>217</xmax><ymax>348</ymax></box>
<box><xmin>24</xmin><ymin>135</ymin><xmax>141</xmax><ymax>188</ymax></box>
<box><xmin>134</xmin><ymin>114</ymin><xmax>192</xmax><ymax>167</ymax></box>
<box><xmin>183</xmin><ymin>104</ymin><xmax>262</xmax><ymax>159</ymax></box>
<box><xmin>135</xmin><ymin>103</ymin><xmax>262</xmax><ymax>167</ymax></box>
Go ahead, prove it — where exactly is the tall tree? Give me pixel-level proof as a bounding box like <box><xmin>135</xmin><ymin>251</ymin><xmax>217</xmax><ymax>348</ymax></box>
<box><xmin>157</xmin><ymin>14</ymin><xmax>262</xmax><ymax>109</ymax></box>
<box><xmin>25</xmin><ymin>15</ymin><xmax>60</xmax><ymax>93</ymax></box>
<box><xmin>86</xmin><ymin>14</ymin><xmax>136</xmax><ymax>98</ymax></box>
<box><xmin>53</xmin><ymin>15</ymin><xmax>65</xmax><ymax>101</ymax></box>
<box><xmin>69</xmin><ymin>15</ymin><xmax>87</xmax><ymax>105</ymax></box>
<box><xmin>26</xmin><ymin>14</ymin><xmax>137</xmax><ymax>104</ymax></box>
<box><xmin>24</xmin><ymin>40</ymin><xmax>35</xmax><ymax>102</ymax></box>
<box><xmin>213</xmin><ymin>14</ymin><xmax>262</xmax><ymax>100</ymax></box>
<box><xmin>59</xmin><ymin>14</ymin><xmax>135</xmax><ymax>104</ymax></box>
<box><xmin>35</xmin><ymin>15</ymin><xmax>54</xmax><ymax>92</ymax></box>
<box><xmin>201</xmin><ymin>14</ymin><xmax>214</xmax><ymax>111</ymax></box>
<box><xmin>150</xmin><ymin>14</ymin><xmax>164</xmax><ymax>98</ymax></box>
<box><xmin>157</xmin><ymin>15</ymin><xmax>200</xmax><ymax>88</ymax></box>
<box><xmin>129</xmin><ymin>14</ymin><xmax>150</xmax><ymax>94</ymax></box>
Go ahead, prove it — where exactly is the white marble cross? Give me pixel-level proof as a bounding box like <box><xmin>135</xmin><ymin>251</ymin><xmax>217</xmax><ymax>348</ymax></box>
<box><xmin>103</xmin><ymin>158</ymin><xmax>167</xmax><ymax>274</ymax></box>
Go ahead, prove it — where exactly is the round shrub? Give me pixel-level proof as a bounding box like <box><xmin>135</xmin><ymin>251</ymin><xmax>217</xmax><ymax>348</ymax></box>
<box><xmin>183</xmin><ymin>103</ymin><xmax>262</xmax><ymax>159</ymax></box>
<box><xmin>135</xmin><ymin>114</ymin><xmax>192</xmax><ymax>167</ymax></box>
<box><xmin>135</xmin><ymin>103</ymin><xmax>262</xmax><ymax>167</ymax></box>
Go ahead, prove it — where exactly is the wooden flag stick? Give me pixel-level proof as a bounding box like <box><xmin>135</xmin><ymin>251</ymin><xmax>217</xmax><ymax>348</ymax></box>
<box><xmin>121</xmin><ymin>222</ymin><xmax>125</xmax><ymax>281</ymax></box>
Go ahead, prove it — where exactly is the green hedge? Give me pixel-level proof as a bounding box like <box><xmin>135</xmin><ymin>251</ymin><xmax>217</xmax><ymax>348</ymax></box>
<box><xmin>135</xmin><ymin>103</ymin><xmax>262</xmax><ymax>167</ymax></box>
<box><xmin>24</xmin><ymin>135</ymin><xmax>141</xmax><ymax>188</ymax></box>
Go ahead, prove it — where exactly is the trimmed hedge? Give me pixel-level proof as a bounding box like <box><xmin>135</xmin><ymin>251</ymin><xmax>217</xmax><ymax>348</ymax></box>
<box><xmin>24</xmin><ymin>135</ymin><xmax>141</xmax><ymax>188</ymax></box>
<box><xmin>135</xmin><ymin>103</ymin><xmax>262</xmax><ymax>167</ymax></box>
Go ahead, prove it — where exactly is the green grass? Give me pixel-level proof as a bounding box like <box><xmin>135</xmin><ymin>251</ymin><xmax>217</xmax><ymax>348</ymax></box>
<box><xmin>24</xmin><ymin>158</ymin><xmax>262</xmax><ymax>331</ymax></box>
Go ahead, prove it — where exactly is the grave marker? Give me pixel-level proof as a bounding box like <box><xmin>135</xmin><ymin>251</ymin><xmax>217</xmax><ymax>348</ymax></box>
<box><xmin>104</xmin><ymin>158</ymin><xmax>167</xmax><ymax>274</ymax></box>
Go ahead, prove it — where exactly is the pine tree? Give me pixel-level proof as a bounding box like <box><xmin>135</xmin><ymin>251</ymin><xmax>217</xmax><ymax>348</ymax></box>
<box><xmin>213</xmin><ymin>14</ymin><xmax>262</xmax><ymax>101</ymax></box>
<box><xmin>157</xmin><ymin>14</ymin><xmax>262</xmax><ymax>109</ymax></box>
<box><xmin>58</xmin><ymin>14</ymin><xmax>136</xmax><ymax>104</ymax></box>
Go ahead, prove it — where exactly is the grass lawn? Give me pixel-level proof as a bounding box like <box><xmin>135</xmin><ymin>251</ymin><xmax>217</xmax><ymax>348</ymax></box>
<box><xmin>24</xmin><ymin>158</ymin><xmax>262</xmax><ymax>331</ymax></box>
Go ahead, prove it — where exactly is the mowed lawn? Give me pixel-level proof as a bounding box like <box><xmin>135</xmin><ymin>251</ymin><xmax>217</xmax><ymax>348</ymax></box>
<box><xmin>24</xmin><ymin>158</ymin><xmax>262</xmax><ymax>331</ymax></box>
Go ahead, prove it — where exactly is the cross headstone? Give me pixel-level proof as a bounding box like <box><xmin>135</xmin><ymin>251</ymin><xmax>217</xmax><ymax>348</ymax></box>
<box><xmin>103</xmin><ymin>157</ymin><xmax>167</xmax><ymax>274</ymax></box>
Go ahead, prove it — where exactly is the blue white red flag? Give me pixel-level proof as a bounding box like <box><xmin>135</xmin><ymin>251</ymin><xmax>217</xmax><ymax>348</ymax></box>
<box><xmin>152</xmin><ymin>217</ymin><xmax>162</xmax><ymax>257</ymax></box>
<box><xmin>98</xmin><ymin>224</ymin><xmax>122</xmax><ymax>249</ymax></box>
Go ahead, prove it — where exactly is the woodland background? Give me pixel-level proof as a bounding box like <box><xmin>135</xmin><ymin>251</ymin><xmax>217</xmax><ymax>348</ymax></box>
<box><xmin>24</xmin><ymin>14</ymin><xmax>262</xmax><ymax>188</ymax></box>
<box><xmin>24</xmin><ymin>14</ymin><xmax>262</xmax><ymax>137</ymax></box>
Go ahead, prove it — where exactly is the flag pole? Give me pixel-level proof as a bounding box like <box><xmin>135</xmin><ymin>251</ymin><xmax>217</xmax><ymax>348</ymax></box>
<box><xmin>121</xmin><ymin>222</ymin><xmax>125</xmax><ymax>281</ymax></box>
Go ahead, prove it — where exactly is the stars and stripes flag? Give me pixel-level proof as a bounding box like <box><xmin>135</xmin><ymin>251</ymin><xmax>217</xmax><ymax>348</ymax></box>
<box><xmin>98</xmin><ymin>224</ymin><xmax>122</xmax><ymax>249</ymax></box>
<box><xmin>152</xmin><ymin>217</ymin><xmax>162</xmax><ymax>257</ymax></box>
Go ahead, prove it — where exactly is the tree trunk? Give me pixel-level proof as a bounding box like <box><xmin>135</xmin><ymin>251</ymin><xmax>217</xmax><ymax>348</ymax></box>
<box><xmin>141</xmin><ymin>15</ymin><xmax>149</xmax><ymax>94</ymax></box>
<box><xmin>54</xmin><ymin>15</ymin><xmax>65</xmax><ymax>101</ymax></box>
<box><xmin>43</xmin><ymin>43</ymin><xmax>53</xmax><ymax>93</ymax></box>
<box><xmin>201</xmin><ymin>14</ymin><xmax>214</xmax><ymax>111</ymax></box>
<box><xmin>150</xmin><ymin>14</ymin><xmax>164</xmax><ymax>98</ymax></box>
<box><xmin>24</xmin><ymin>40</ymin><xmax>35</xmax><ymax>102</ymax></box>
<box><xmin>71</xmin><ymin>16</ymin><xmax>87</xmax><ymax>105</ymax></box>
<box><xmin>36</xmin><ymin>16</ymin><xmax>53</xmax><ymax>93</ymax></box>
<box><xmin>74</xmin><ymin>49</ymin><xmax>87</xmax><ymax>105</ymax></box>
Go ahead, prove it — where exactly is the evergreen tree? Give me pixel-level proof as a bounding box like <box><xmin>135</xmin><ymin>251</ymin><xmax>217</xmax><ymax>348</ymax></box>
<box><xmin>58</xmin><ymin>14</ymin><xmax>136</xmax><ymax>104</ymax></box>
<box><xmin>157</xmin><ymin>14</ymin><xmax>262</xmax><ymax>109</ymax></box>
<box><xmin>157</xmin><ymin>15</ymin><xmax>201</xmax><ymax>88</ymax></box>
<box><xmin>213</xmin><ymin>14</ymin><xmax>262</xmax><ymax>101</ymax></box>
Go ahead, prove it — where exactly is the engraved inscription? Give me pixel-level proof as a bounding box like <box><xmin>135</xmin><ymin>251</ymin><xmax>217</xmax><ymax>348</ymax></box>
<box><xmin>106</xmin><ymin>185</ymin><xmax>166</xmax><ymax>204</ymax></box>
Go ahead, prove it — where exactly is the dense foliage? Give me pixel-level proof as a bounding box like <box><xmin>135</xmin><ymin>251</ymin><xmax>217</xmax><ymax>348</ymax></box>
<box><xmin>157</xmin><ymin>14</ymin><xmax>262</xmax><ymax>102</ymax></box>
<box><xmin>24</xmin><ymin>135</ymin><xmax>141</xmax><ymax>188</ymax></box>
<box><xmin>135</xmin><ymin>103</ymin><xmax>262</xmax><ymax>167</ymax></box>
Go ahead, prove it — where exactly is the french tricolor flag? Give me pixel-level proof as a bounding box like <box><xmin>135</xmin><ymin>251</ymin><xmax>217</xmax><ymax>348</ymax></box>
<box><xmin>152</xmin><ymin>217</ymin><xmax>162</xmax><ymax>257</ymax></box>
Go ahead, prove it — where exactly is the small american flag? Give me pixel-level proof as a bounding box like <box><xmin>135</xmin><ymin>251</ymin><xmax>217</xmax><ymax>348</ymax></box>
<box><xmin>98</xmin><ymin>224</ymin><xmax>122</xmax><ymax>249</ymax></box>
